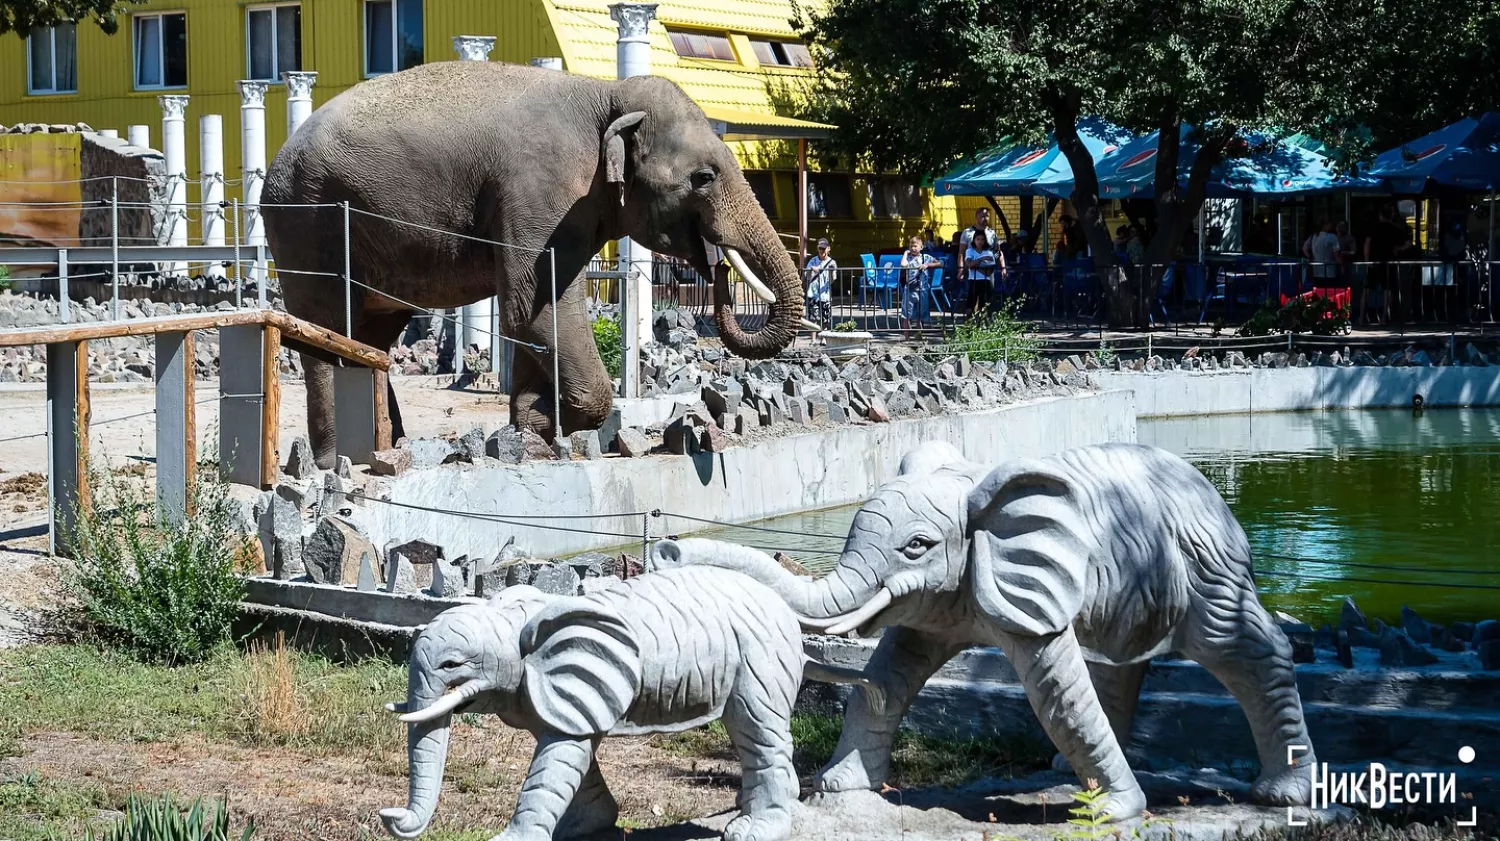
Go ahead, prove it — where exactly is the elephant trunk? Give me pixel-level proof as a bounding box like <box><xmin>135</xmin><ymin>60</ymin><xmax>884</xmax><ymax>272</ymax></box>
<box><xmin>710</xmin><ymin>176</ymin><xmax>803</xmax><ymax>360</ymax></box>
<box><xmin>651</xmin><ymin>538</ymin><xmax>884</xmax><ymax>632</ymax></box>
<box><xmin>381</xmin><ymin>665</ymin><xmax>453</xmax><ymax>838</ymax></box>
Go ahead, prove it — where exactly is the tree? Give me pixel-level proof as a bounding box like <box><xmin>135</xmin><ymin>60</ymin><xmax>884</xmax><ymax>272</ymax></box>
<box><xmin>0</xmin><ymin>0</ymin><xmax>142</xmax><ymax>37</ymax></box>
<box><xmin>794</xmin><ymin>0</ymin><xmax>1500</xmax><ymax>326</ymax></box>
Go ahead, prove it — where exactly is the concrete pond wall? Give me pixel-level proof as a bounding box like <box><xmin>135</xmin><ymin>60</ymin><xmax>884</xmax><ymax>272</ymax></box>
<box><xmin>347</xmin><ymin>389</ymin><xmax>1137</xmax><ymax>560</ymax></box>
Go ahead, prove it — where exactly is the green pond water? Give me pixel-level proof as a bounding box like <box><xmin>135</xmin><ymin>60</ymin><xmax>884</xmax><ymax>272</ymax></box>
<box><xmin>687</xmin><ymin>409</ymin><xmax>1500</xmax><ymax>626</ymax></box>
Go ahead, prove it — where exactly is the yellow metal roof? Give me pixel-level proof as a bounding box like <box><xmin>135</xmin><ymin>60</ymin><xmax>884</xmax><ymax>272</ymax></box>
<box><xmin>700</xmin><ymin>105</ymin><xmax>833</xmax><ymax>140</ymax></box>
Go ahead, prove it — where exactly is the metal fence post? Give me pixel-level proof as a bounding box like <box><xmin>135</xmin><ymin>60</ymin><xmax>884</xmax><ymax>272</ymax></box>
<box><xmin>257</xmin><ymin>244</ymin><xmax>268</xmax><ymax>309</ymax></box>
<box><xmin>232</xmin><ymin>198</ymin><xmax>242</xmax><ymax>306</ymax></box>
<box><xmin>110</xmin><ymin>177</ymin><xmax>120</xmax><ymax>320</ymax></box>
<box><xmin>58</xmin><ymin>249</ymin><xmax>70</xmax><ymax>324</ymax></box>
<box><xmin>343</xmin><ymin>201</ymin><xmax>353</xmax><ymax>338</ymax></box>
<box><xmin>549</xmin><ymin>247</ymin><xmax>563</xmax><ymax>444</ymax></box>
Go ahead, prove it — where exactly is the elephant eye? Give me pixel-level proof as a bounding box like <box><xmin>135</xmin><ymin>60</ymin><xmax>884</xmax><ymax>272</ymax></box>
<box><xmin>691</xmin><ymin>168</ymin><xmax>717</xmax><ymax>190</ymax></box>
<box><xmin>901</xmin><ymin>536</ymin><xmax>935</xmax><ymax>559</ymax></box>
<box><xmin>439</xmin><ymin>659</ymin><xmax>463</xmax><ymax>671</ymax></box>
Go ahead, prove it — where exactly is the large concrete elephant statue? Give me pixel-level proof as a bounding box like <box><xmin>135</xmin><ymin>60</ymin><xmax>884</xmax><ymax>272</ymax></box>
<box><xmin>652</xmin><ymin>441</ymin><xmax>1318</xmax><ymax>821</ymax></box>
<box><xmin>263</xmin><ymin>62</ymin><xmax>805</xmax><ymax>467</ymax></box>
<box><xmin>379</xmin><ymin>567</ymin><xmax>872</xmax><ymax>841</ymax></box>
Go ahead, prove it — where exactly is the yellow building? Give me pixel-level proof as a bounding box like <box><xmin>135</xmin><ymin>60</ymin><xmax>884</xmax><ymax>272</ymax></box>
<box><xmin>1</xmin><ymin>0</ymin><xmax>1008</xmax><ymax>260</ymax></box>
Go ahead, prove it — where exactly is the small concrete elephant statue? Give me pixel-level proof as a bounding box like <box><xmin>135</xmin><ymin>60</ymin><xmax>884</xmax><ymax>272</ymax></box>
<box><xmin>380</xmin><ymin>566</ymin><xmax>876</xmax><ymax>841</ymax></box>
<box><xmin>652</xmin><ymin>441</ymin><xmax>1317</xmax><ymax>821</ymax></box>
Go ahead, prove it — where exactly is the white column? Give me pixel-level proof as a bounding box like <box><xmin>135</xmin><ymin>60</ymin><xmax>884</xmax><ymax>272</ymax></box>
<box><xmin>529</xmin><ymin>57</ymin><xmax>563</xmax><ymax>71</ymax></box>
<box><xmin>609</xmin><ymin>2</ymin><xmax>658</xmax><ymax>399</ymax></box>
<box><xmin>239</xmin><ymin>81</ymin><xmax>269</xmax><ymax>304</ymax></box>
<box><xmin>159</xmin><ymin>95</ymin><xmax>190</xmax><ymax>277</ymax></box>
<box><xmin>199</xmin><ymin>114</ymin><xmax>226</xmax><ymax>278</ymax></box>
<box><xmin>98</xmin><ymin>129</ymin><xmax>119</xmax><ymax>139</ymax></box>
<box><xmin>282</xmin><ymin>71</ymin><xmax>317</xmax><ymax>137</ymax></box>
<box><xmin>452</xmin><ymin>37</ymin><xmax>497</xmax><ymax>359</ymax></box>
<box><xmin>127</xmin><ymin>124</ymin><xmax>150</xmax><ymax>148</ymax></box>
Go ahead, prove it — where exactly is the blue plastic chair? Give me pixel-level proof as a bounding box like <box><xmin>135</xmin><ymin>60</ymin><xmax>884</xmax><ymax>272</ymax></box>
<box><xmin>876</xmin><ymin>255</ymin><xmax>903</xmax><ymax>309</ymax></box>
<box><xmin>926</xmin><ymin>267</ymin><xmax>952</xmax><ymax>314</ymax></box>
<box><xmin>858</xmin><ymin>253</ymin><xmax>879</xmax><ymax>310</ymax></box>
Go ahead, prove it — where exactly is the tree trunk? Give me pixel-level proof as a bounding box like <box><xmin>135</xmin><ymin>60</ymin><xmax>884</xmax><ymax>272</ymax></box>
<box><xmin>1141</xmin><ymin>114</ymin><xmax>1232</xmax><ymax>326</ymax></box>
<box><xmin>1049</xmin><ymin>91</ymin><xmax>1132</xmax><ymax>327</ymax></box>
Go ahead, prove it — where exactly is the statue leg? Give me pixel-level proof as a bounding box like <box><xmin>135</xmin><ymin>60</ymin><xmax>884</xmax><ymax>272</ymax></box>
<box><xmin>1051</xmin><ymin>661</ymin><xmax>1148</xmax><ymax>773</ymax></box>
<box><xmin>555</xmin><ymin>752</ymin><xmax>618</xmax><ymax>840</ymax></box>
<box><xmin>720</xmin><ymin>656</ymin><xmax>801</xmax><ymax>841</ymax></box>
<box><xmin>495</xmin><ymin>735</ymin><xmax>598</xmax><ymax>841</ymax></box>
<box><xmin>1180</xmin><ymin>595</ymin><xmax>1315</xmax><ymax>805</ymax></box>
<box><xmin>815</xmin><ymin>627</ymin><xmax>966</xmax><ymax>794</ymax></box>
<box><xmin>997</xmin><ymin>628</ymin><xmax>1146</xmax><ymax>822</ymax></box>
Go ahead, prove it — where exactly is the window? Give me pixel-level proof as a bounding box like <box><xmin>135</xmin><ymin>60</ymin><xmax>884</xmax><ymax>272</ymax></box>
<box><xmin>668</xmin><ymin>29</ymin><xmax>735</xmax><ymax>62</ymax></box>
<box><xmin>247</xmin><ymin>4</ymin><xmax>301</xmax><ymax>81</ymax></box>
<box><xmin>27</xmin><ymin>23</ymin><xmax>77</xmax><ymax>94</ymax></box>
<box><xmin>807</xmin><ymin>173</ymin><xmax>853</xmax><ymax>219</ymax></box>
<box><xmin>749</xmin><ymin>39</ymin><xmax>813</xmax><ymax>68</ymax></box>
<box><xmin>868</xmin><ymin>176</ymin><xmax>923</xmax><ymax>219</ymax></box>
<box><xmin>364</xmin><ymin>0</ymin><xmax>423</xmax><ymax>76</ymax></box>
<box><xmin>744</xmin><ymin>171</ymin><xmax>778</xmax><ymax>218</ymax></box>
<box><xmin>134</xmin><ymin>12</ymin><xmax>187</xmax><ymax>89</ymax></box>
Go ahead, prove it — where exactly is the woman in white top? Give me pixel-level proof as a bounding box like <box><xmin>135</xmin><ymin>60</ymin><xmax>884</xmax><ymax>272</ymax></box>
<box><xmin>964</xmin><ymin>230</ymin><xmax>1001</xmax><ymax>315</ymax></box>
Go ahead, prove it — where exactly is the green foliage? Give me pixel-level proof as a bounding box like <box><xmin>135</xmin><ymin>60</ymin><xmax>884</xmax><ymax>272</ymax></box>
<box><xmin>833</xmin><ymin>319</ymin><xmax>857</xmax><ymax>332</ymax></box>
<box><xmin>592</xmin><ymin>315</ymin><xmax>622</xmax><ymax>379</ymax></box>
<box><xmin>0</xmin><ymin>0</ymin><xmax>147</xmax><ymax>37</ymax></box>
<box><xmin>87</xmin><ymin>794</ymin><xmax>253</xmax><ymax>841</ymax></box>
<box><xmin>945</xmin><ymin>301</ymin><xmax>1039</xmax><ymax>363</ymax></box>
<box><xmin>0</xmin><ymin>266</ymin><xmax>10</xmax><ymax>292</ymax></box>
<box><xmin>0</xmin><ymin>770</ymin><xmax>110</xmax><ymax>840</ymax></box>
<box><xmin>1089</xmin><ymin>338</ymin><xmax>1117</xmax><ymax>368</ymax></box>
<box><xmin>1237</xmin><ymin>305</ymin><xmax>1278</xmax><ymax>337</ymax></box>
<box><xmin>1058</xmin><ymin>782</ymin><xmax>1113</xmax><ymax>841</ymax></box>
<box><xmin>64</xmin><ymin>475</ymin><xmax>254</xmax><ymax>665</ymax></box>
<box><xmin>1237</xmin><ymin>295</ymin><xmax>1351</xmax><ymax>338</ymax></box>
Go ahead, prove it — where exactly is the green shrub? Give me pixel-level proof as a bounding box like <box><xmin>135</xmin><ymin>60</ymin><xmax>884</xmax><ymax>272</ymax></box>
<box><xmin>946</xmin><ymin>300</ymin><xmax>1039</xmax><ymax>363</ymax></box>
<box><xmin>1238</xmin><ymin>295</ymin><xmax>1352</xmax><ymax>338</ymax></box>
<box><xmin>88</xmin><ymin>794</ymin><xmax>254</xmax><ymax>841</ymax></box>
<box><xmin>832</xmin><ymin>319</ymin><xmax>857</xmax><ymax>332</ymax></box>
<box><xmin>592</xmin><ymin>315</ymin><xmax>622</xmax><ymax>379</ymax></box>
<box><xmin>65</xmin><ymin>475</ymin><xmax>254</xmax><ymax>665</ymax></box>
<box><xmin>0</xmin><ymin>266</ymin><xmax>10</xmax><ymax>292</ymax></box>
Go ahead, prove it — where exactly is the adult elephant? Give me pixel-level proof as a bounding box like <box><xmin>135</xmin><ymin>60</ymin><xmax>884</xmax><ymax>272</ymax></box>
<box><xmin>651</xmin><ymin>441</ymin><xmax>1317</xmax><ymax>821</ymax></box>
<box><xmin>263</xmin><ymin>61</ymin><xmax>804</xmax><ymax>467</ymax></box>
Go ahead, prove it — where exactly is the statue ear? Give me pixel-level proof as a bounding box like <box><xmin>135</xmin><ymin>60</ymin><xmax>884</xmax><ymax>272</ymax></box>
<box><xmin>898</xmin><ymin>441</ymin><xmax>967</xmax><ymax>476</ymax></box>
<box><xmin>603</xmin><ymin>111</ymin><xmax>648</xmax><ymax>202</ymax></box>
<box><xmin>519</xmin><ymin>599</ymin><xmax>642</xmax><ymax>736</ymax></box>
<box><xmin>964</xmin><ymin>459</ymin><xmax>1095</xmax><ymax>637</ymax></box>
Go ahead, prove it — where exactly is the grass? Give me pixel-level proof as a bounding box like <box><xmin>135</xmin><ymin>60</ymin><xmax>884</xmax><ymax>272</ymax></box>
<box><xmin>0</xmin><ymin>770</ymin><xmax>111</xmax><ymax>840</ymax></box>
<box><xmin>0</xmin><ymin>642</ymin><xmax>406</xmax><ymax>758</ymax></box>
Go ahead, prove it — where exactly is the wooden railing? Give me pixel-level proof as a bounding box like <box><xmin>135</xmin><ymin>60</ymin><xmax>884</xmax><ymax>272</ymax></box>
<box><xmin>0</xmin><ymin>309</ymin><xmax>391</xmax><ymax>556</ymax></box>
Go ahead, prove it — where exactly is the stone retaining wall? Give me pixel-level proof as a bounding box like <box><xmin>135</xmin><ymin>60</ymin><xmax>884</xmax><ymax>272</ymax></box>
<box><xmin>1096</xmin><ymin>366</ymin><xmax>1500</xmax><ymax>417</ymax></box>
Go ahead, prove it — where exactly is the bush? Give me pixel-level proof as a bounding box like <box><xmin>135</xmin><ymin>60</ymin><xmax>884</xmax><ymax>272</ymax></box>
<box><xmin>944</xmin><ymin>299</ymin><xmax>1039</xmax><ymax>363</ymax></box>
<box><xmin>0</xmin><ymin>266</ymin><xmax>10</xmax><ymax>292</ymax></box>
<box><xmin>832</xmin><ymin>320</ymin><xmax>857</xmax><ymax>332</ymax></box>
<box><xmin>592</xmin><ymin>315</ymin><xmax>622</xmax><ymax>379</ymax></box>
<box><xmin>1238</xmin><ymin>295</ymin><xmax>1352</xmax><ymax>338</ymax></box>
<box><xmin>88</xmin><ymin>793</ymin><xmax>254</xmax><ymax>841</ymax></box>
<box><xmin>65</xmin><ymin>475</ymin><xmax>255</xmax><ymax>665</ymax></box>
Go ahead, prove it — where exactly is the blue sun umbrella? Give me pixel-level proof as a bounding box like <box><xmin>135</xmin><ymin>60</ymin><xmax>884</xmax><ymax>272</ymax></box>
<box><xmin>933</xmin><ymin>117</ymin><xmax>1134</xmax><ymax>196</ymax></box>
<box><xmin>1368</xmin><ymin>113</ymin><xmax>1500</xmax><ymax>193</ymax></box>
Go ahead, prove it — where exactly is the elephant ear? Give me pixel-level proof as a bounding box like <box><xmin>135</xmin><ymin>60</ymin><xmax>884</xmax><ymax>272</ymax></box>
<box><xmin>965</xmin><ymin>459</ymin><xmax>1097</xmax><ymax>637</ymax></box>
<box><xmin>898</xmin><ymin>441</ymin><xmax>967</xmax><ymax>476</ymax></box>
<box><xmin>519</xmin><ymin>598</ymin><xmax>642</xmax><ymax>737</ymax></box>
<box><xmin>603</xmin><ymin>111</ymin><xmax>648</xmax><ymax>201</ymax></box>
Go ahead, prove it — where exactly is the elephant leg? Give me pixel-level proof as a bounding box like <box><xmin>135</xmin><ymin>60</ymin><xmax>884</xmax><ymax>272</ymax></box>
<box><xmin>721</xmin><ymin>673</ymin><xmax>798</xmax><ymax>841</ymax></box>
<box><xmin>815</xmin><ymin>627</ymin><xmax>966</xmax><ymax>794</ymax></box>
<box><xmin>508</xmin><ymin>345</ymin><xmax>554</xmax><ymax>439</ymax></box>
<box><xmin>303</xmin><ymin>354</ymin><xmax>337</xmax><ymax>469</ymax></box>
<box><xmin>996</xmin><ymin>628</ymin><xmax>1146</xmax><ymax>822</ymax></box>
<box><xmin>495</xmin><ymin>734</ymin><xmax>597</xmax><ymax>841</ymax></box>
<box><xmin>1051</xmin><ymin>661</ymin><xmax>1148</xmax><ymax>773</ymax></box>
<box><xmin>554</xmin><ymin>754</ymin><xmax>618</xmax><ymax>840</ymax></box>
<box><xmin>1180</xmin><ymin>596</ymin><xmax>1315</xmax><ymax>806</ymax></box>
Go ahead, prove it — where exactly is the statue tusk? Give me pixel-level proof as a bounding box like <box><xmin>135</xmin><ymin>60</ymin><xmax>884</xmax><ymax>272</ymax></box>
<box><xmin>397</xmin><ymin>684</ymin><xmax>479</xmax><ymax>723</ymax></box>
<box><xmin>801</xmin><ymin>318</ymin><xmax>823</xmax><ymax>331</ymax></box>
<box><xmin>723</xmin><ymin>247</ymin><xmax>777</xmax><ymax>304</ymax></box>
<box><xmin>384</xmin><ymin>701</ymin><xmax>409</xmax><ymax>714</ymax></box>
<box><xmin>822</xmin><ymin>588</ymin><xmax>895</xmax><ymax>637</ymax></box>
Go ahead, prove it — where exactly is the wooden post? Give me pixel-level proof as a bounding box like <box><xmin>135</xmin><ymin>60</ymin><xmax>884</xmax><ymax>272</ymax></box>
<box><xmin>373</xmin><ymin>368</ymin><xmax>393</xmax><ymax>451</ymax></box>
<box><xmin>154</xmin><ymin>331</ymin><xmax>196</xmax><ymax>524</ymax></box>
<box><xmin>47</xmin><ymin>340</ymin><xmax>90</xmax><ymax>557</ymax></box>
<box><xmin>334</xmin><ymin>363</ymin><xmax>378</xmax><ymax>464</ymax></box>
<box><xmin>218</xmin><ymin>324</ymin><xmax>265</xmax><ymax>487</ymax></box>
<box><xmin>261</xmin><ymin>325</ymin><xmax>282</xmax><ymax>488</ymax></box>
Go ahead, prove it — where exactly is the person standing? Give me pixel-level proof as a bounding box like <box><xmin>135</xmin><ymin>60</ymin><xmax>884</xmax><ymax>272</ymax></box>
<box><xmin>964</xmin><ymin>230</ymin><xmax>999</xmax><ymax>315</ymax></box>
<box><xmin>900</xmin><ymin>234</ymin><xmax>941</xmax><ymax>336</ymax></box>
<box><xmin>803</xmin><ymin>238</ymin><xmax>836</xmax><ymax>335</ymax></box>
<box><xmin>1309</xmin><ymin>219</ymin><xmax>1341</xmax><ymax>288</ymax></box>
<box><xmin>1336</xmin><ymin>220</ymin><xmax>1357</xmax><ymax>285</ymax></box>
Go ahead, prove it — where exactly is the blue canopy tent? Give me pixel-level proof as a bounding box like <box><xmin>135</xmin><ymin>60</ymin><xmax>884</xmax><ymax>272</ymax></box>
<box><xmin>1368</xmin><ymin>113</ymin><xmax>1500</xmax><ymax>193</ymax></box>
<box><xmin>933</xmin><ymin>117</ymin><xmax>1134</xmax><ymax>196</ymax></box>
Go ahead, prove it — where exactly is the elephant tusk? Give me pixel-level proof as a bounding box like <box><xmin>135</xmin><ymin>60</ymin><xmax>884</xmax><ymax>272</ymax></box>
<box><xmin>801</xmin><ymin>318</ymin><xmax>823</xmax><ymax>331</ymax></box>
<box><xmin>723</xmin><ymin>247</ymin><xmax>777</xmax><ymax>304</ymax></box>
<box><xmin>384</xmin><ymin>701</ymin><xmax>409</xmax><ymax>714</ymax></box>
<box><xmin>398</xmin><ymin>684</ymin><xmax>479</xmax><ymax>723</ymax></box>
<box><xmin>821</xmin><ymin>588</ymin><xmax>895</xmax><ymax>637</ymax></box>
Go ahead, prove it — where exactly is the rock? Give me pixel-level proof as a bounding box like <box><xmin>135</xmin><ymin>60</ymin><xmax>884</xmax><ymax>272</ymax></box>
<box><xmin>568</xmin><ymin>552</ymin><xmax>611</xmax><ymax>580</ymax></box>
<box><xmin>1399</xmin><ymin>605</ymin><xmax>1432</xmax><ymax>644</ymax></box>
<box><xmin>700</xmin><ymin>424</ymin><xmax>731</xmax><ymax>453</ymax></box>
<box><xmin>303</xmin><ymin>517</ymin><xmax>376</xmax><ymax>586</ymax></box>
<box><xmin>356</xmin><ymin>551</ymin><xmax>381</xmax><ymax>591</ymax></box>
<box><xmin>826</xmin><ymin>401</ymin><xmax>848</xmax><ymax>424</ymax></box>
<box><xmin>532</xmin><ymin>563</ymin><xmax>581</xmax><ymax>596</ymax></box>
<box><xmin>520</xmin><ymin>428</ymin><xmax>555</xmax><ymax>461</ymax></box>
<box><xmin>607</xmin><ymin>553</ymin><xmax>644</xmax><ymax>579</ymax></box>
<box><xmin>878</xmin><ymin>360</ymin><xmax>900</xmax><ymax>381</ymax></box>
<box><xmin>260</xmin><ymin>487</ymin><xmax>304</xmax><ymax>579</ymax></box>
<box><xmin>1463</xmin><ymin>343</ymin><xmax>1489</xmax><ymax>366</ymax></box>
<box><xmin>1338</xmin><ymin>597</ymin><xmax>1366</xmax><ymax>631</ymax></box>
<box><xmin>458</xmin><ymin>427</ymin><xmax>487</xmax><ymax>463</ymax></box>
<box><xmin>1347</xmin><ymin>626</ymin><xmax>1382</xmax><ymax>649</ymax></box>
<box><xmin>865</xmin><ymin>395</ymin><xmax>890</xmax><ymax>423</ymax></box>
<box><xmin>1335</xmin><ymin>630</ymin><xmax>1353</xmax><ymax>668</ymax></box>
<box><xmin>1448</xmin><ymin>620</ymin><xmax>1476</xmax><ymax>642</ymax></box>
<box><xmin>1278</xmin><ymin>622</ymin><xmax>1316</xmax><ymax>663</ymax></box>
<box><xmin>430</xmin><ymin>556</ymin><xmax>470</xmax><ymax>598</ymax></box>
<box><xmin>318</xmin><ymin>473</ymin><xmax>351</xmax><ymax>516</ymax></box>
<box><xmin>485</xmin><ymin>426</ymin><xmax>525</xmax><ymax>463</ymax></box>
<box><xmin>570</xmin><ymin>430</ymin><xmax>603</xmax><ymax>460</ymax></box>
<box><xmin>474</xmin><ymin>537</ymin><xmax>519</xmax><ymax>596</ymax></box>
<box><xmin>1379</xmin><ymin>628</ymin><xmax>1439</xmax><ymax>666</ymax></box>
<box><xmin>1313</xmin><ymin>623</ymin><xmax>1336</xmax><ymax>650</ymax></box>
<box><xmin>552</xmin><ymin>436</ymin><xmax>573</xmax><ymax>460</ymax></box>
<box><xmin>734</xmin><ymin>406</ymin><xmax>760</xmax><ymax>435</ymax></box>
<box><xmin>370</xmin><ymin>448</ymin><xmax>412</xmax><ymax>477</ymax></box>
<box><xmin>336</xmin><ymin>456</ymin><xmax>353</xmax><ymax>479</ymax></box>
<box><xmin>1431</xmin><ymin>627</ymin><xmax>1467</xmax><ymax>652</ymax></box>
<box><xmin>389</xmin><ymin>539</ymin><xmax>443</xmax><ymax>567</ymax></box>
<box><xmin>786</xmin><ymin>396</ymin><xmax>810</xmax><ymax>425</ymax></box>
<box><xmin>401</xmin><ymin>437</ymin><xmax>459</xmax><ymax>469</ymax></box>
<box><xmin>663</xmin><ymin>417</ymin><xmax>700</xmax><ymax>455</ymax></box>
<box><xmin>701</xmin><ymin>377</ymin><xmax>743</xmax><ymax>418</ymax></box>
<box><xmin>807</xmin><ymin>398</ymin><xmax>830</xmax><ymax>424</ymax></box>
<box><xmin>1480</xmin><ymin>640</ymin><xmax>1500</xmax><ymax>671</ymax></box>
<box><xmin>615</xmin><ymin>427</ymin><xmax>651</xmax><ymax>457</ymax></box>
<box><xmin>283</xmin><ymin>436</ymin><xmax>317</xmax><ymax>478</ymax></box>
<box><xmin>385</xmin><ymin>556</ymin><xmax>417</xmax><ymax>594</ymax></box>
<box><xmin>1474</xmin><ymin>620</ymin><xmax>1500</xmax><ymax>645</ymax></box>
<box><xmin>598</xmin><ymin>407</ymin><xmax>624</xmax><ymax>454</ymax></box>
<box><xmin>886</xmin><ymin>389</ymin><xmax>917</xmax><ymax>417</ymax></box>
